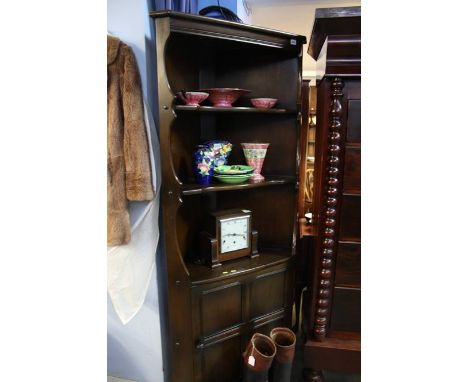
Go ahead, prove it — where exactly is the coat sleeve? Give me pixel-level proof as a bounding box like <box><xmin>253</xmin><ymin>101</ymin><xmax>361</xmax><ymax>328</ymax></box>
<box><xmin>120</xmin><ymin>45</ymin><xmax>154</xmax><ymax>201</ymax></box>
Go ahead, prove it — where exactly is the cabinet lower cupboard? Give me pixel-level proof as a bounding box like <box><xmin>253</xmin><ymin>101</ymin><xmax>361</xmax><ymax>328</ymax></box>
<box><xmin>191</xmin><ymin>262</ymin><xmax>292</xmax><ymax>382</ymax></box>
<box><xmin>149</xmin><ymin>11</ymin><xmax>305</xmax><ymax>382</ymax></box>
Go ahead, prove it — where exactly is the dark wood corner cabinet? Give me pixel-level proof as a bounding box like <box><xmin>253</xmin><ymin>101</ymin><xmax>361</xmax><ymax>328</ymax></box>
<box><xmin>149</xmin><ymin>12</ymin><xmax>305</xmax><ymax>382</ymax></box>
<box><xmin>302</xmin><ymin>7</ymin><xmax>361</xmax><ymax>381</ymax></box>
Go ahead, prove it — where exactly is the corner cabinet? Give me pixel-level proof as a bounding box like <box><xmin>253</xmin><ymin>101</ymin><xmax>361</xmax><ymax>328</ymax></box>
<box><xmin>303</xmin><ymin>7</ymin><xmax>361</xmax><ymax>381</ymax></box>
<box><xmin>149</xmin><ymin>12</ymin><xmax>305</xmax><ymax>382</ymax></box>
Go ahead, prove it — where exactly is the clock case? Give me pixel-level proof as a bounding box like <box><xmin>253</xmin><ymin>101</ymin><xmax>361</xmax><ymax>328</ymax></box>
<box><xmin>200</xmin><ymin>208</ymin><xmax>259</xmax><ymax>268</ymax></box>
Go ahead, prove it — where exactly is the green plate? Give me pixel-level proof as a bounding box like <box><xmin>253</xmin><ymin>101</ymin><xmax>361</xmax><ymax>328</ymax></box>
<box><xmin>214</xmin><ymin>165</ymin><xmax>254</xmax><ymax>175</ymax></box>
<box><xmin>214</xmin><ymin>174</ymin><xmax>252</xmax><ymax>184</ymax></box>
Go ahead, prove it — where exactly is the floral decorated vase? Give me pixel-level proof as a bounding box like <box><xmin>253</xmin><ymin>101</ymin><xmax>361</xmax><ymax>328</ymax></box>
<box><xmin>203</xmin><ymin>140</ymin><xmax>233</xmax><ymax>167</ymax></box>
<box><xmin>241</xmin><ymin>143</ymin><xmax>270</xmax><ymax>182</ymax></box>
<box><xmin>193</xmin><ymin>145</ymin><xmax>215</xmax><ymax>185</ymax></box>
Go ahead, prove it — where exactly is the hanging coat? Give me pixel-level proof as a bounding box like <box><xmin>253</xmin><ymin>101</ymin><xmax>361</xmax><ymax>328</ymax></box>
<box><xmin>107</xmin><ymin>35</ymin><xmax>154</xmax><ymax>246</ymax></box>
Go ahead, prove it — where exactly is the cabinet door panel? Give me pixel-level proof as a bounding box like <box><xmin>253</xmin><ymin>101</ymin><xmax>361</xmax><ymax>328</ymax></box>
<box><xmin>343</xmin><ymin>146</ymin><xmax>361</xmax><ymax>193</ymax></box>
<box><xmin>330</xmin><ymin>287</ymin><xmax>361</xmax><ymax>333</ymax></box>
<box><xmin>346</xmin><ymin>100</ymin><xmax>361</xmax><ymax>143</ymax></box>
<box><xmin>339</xmin><ymin>195</ymin><xmax>361</xmax><ymax>241</ymax></box>
<box><xmin>250</xmin><ymin>270</ymin><xmax>285</xmax><ymax>319</ymax></box>
<box><xmin>335</xmin><ymin>242</ymin><xmax>361</xmax><ymax>287</ymax></box>
<box><xmin>201</xmin><ymin>282</ymin><xmax>242</xmax><ymax>336</ymax></box>
<box><xmin>201</xmin><ymin>335</ymin><xmax>242</xmax><ymax>382</ymax></box>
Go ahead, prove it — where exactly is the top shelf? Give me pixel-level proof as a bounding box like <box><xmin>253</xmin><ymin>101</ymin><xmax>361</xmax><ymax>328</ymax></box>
<box><xmin>150</xmin><ymin>11</ymin><xmax>306</xmax><ymax>51</ymax></box>
<box><xmin>175</xmin><ymin>105</ymin><xmax>297</xmax><ymax>114</ymax></box>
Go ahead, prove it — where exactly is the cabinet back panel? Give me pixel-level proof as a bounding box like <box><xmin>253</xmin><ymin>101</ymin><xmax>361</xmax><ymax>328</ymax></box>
<box><xmin>217</xmin><ymin>185</ymin><xmax>296</xmax><ymax>249</ymax></box>
<box><xmin>177</xmin><ymin>186</ymin><xmax>295</xmax><ymax>263</ymax></box>
<box><xmin>170</xmin><ymin>113</ymin><xmax>298</xmax><ymax>183</ymax></box>
<box><xmin>216</xmin><ymin>51</ymin><xmax>299</xmax><ymax>110</ymax></box>
<box><xmin>217</xmin><ymin>114</ymin><xmax>298</xmax><ymax>177</ymax></box>
<box><xmin>165</xmin><ymin>34</ymin><xmax>202</xmax><ymax>92</ymax></box>
<box><xmin>165</xmin><ymin>33</ymin><xmax>299</xmax><ymax>110</ymax></box>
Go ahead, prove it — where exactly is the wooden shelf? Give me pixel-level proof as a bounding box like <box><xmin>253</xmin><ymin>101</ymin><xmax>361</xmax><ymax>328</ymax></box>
<box><xmin>181</xmin><ymin>176</ymin><xmax>296</xmax><ymax>195</ymax></box>
<box><xmin>175</xmin><ymin>105</ymin><xmax>296</xmax><ymax>114</ymax></box>
<box><xmin>188</xmin><ymin>249</ymin><xmax>292</xmax><ymax>285</ymax></box>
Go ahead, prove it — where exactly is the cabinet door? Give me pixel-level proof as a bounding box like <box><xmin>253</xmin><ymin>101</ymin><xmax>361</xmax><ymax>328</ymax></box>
<box><xmin>192</xmin><ymin>282</ymin><xmax>244</xmax><ymax>382</ymax></box>
<box><xmin>192</xmin><ymin>264</ymin><xmax>292</xmax><ymax>382</ymax></box>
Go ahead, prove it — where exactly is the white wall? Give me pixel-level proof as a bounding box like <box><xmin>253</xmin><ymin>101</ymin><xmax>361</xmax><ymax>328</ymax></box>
<box><xmin>107</xmin><ymin>1</ymin><xmax>164</xmax><ymax>382</ymax></box>
<box><xmin>249</xmin><ymin>0</ymin><xmax>361</xmax><ymax>79</ymax></box>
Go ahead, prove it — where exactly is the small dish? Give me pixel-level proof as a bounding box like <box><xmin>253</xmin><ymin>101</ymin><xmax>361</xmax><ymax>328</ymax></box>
<box><xmin>215</xmin><ymin>165</ymin><xmax>254</xmax><ymax>175</ymax></box>
<box><xmin>250</xmin><ymin>98</ymin><xmax>277</xmax><ymax>109</ymax></box>
<box><xmin>214</xmin><ymin>174</ymin><xmax>252</xmax><ymax>184</ymax></box>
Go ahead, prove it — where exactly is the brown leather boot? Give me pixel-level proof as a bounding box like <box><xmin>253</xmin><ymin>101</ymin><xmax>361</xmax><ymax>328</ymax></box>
<box><xmin>269</xmin><ymin>327</ymin><xmax>296</xmax><ymax>382</ymax></box>
<box><xmin>242</xmin><ymin>333</ymin><xmax>277</xmax><ymax>382</ymax></box>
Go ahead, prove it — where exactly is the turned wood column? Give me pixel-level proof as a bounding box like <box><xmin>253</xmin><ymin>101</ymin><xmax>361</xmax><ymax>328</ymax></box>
<box><xmin>313</xmin><ymin>77</ymin><xmax>344</xmax><ymax>340</ymax></box>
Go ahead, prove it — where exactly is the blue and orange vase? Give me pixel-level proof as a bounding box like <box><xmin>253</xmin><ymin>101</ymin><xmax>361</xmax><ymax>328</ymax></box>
<box><xmin>193</xmin><ymin>145</ymin><xmax>215</xmax><ymax>185</ymax></box>
<box><xmin>204</xmin><ymin>140</ymin><xmax>233</xmax><ymax>167</ymax></box>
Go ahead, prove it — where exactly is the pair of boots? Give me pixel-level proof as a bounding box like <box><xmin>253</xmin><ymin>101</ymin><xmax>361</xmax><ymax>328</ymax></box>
<box><xmin>242</xmin><ymin>327</ymin><xmax>296</xmax><ymax>382</ymax></box>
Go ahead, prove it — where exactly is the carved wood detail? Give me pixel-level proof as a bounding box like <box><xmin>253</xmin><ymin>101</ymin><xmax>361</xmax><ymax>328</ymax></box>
<box><xmin>313</xmin><ymin>77</ymin><xmax>344</xmax><ymax>340</ymax></box>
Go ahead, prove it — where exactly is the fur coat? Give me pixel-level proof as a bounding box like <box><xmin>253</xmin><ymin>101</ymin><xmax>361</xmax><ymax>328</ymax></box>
<box><xmin>107</xmin><ymin>35</ymin><xmax>154</xmax><ymax>246</ymax></box>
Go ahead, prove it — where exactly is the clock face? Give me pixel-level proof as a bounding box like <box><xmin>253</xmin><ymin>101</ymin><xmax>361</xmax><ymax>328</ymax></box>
<box><xmin>220</xmin><ymin>216</ymin><xmax>249</xmax><ymax>254</ymax></box>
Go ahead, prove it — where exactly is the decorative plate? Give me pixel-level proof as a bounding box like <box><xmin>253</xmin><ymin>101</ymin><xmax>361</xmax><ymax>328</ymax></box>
<box><xmin>213</xmin><ymin>174</ymin><xmax>252</xmax><ymax>184</ymax></box>
<box><xmin>215</xmin><ymin>165</ymin><xmax>254</xmax><ymax>175</ymax></box>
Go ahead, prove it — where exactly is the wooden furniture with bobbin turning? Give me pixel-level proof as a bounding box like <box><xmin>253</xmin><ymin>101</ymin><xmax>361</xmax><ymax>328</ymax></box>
<box><xmin>302</xmin><ymin>6</ymin><xmax>361</xmax><ymax>381</ymax></box>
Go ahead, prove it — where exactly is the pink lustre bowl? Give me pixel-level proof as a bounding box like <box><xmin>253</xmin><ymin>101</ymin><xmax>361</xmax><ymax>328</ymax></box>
<box><xmin>200</xmin><ymin>88</ymin><xmax>251</xmax><ymax>108</ymax></box>
<box><xmin>177</xmin><ymin>91</ymin><xmax>209</xmax><ymax>106</ymax></box>
<box><xmin>250</xmin><ymin>98</ymin><xmax>277</xmax><ymax>109</ymax></box>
